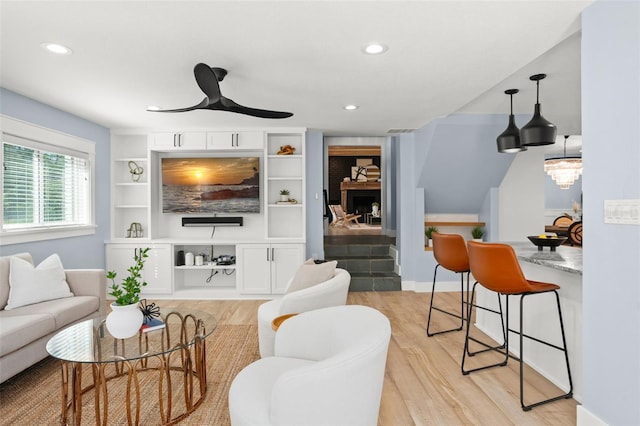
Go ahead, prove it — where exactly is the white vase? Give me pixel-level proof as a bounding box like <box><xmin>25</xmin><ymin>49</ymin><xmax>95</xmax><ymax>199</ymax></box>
<box><xmin>280</xmin><ymin>194</ymin><xmax>289</xmax><ymax>202</ymax></box>
<box><xmin>472</xmin><ymin>238</ymin><xmax>483</xmax><ymax>242</ymax></box>
<box><xmin>106</xmin><ymin>302</ymin><xmax>143</xmax><ymax>339</ymax></box>
<box><xmin>372</xmin><ymin>205</ymin><xmax>379</xmax><ymax>216</ymax></box>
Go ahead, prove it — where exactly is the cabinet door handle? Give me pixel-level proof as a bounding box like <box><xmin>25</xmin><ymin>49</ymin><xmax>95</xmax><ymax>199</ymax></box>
<box><xmin>178</xmin><ymin>133</ymin><xmax>183</xmax><ymax>147</ymax></box>
<box><xmin>266</xmin><ymin>247</ymin><xmax>270</xmax><ymax>261</ymax></box>
<box><xmin>173</xmin><ymin>134</ymin><xmax>177</xmax><ymax>147</ymax></box>
<box><xmin>271</xmin><ymin>248</ymin><xmax>275</xmax><ymax>262</ymax></box>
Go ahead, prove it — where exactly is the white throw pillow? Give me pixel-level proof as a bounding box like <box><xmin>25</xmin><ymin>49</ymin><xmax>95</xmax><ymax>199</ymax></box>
<box><xmin>5</xmin><ymin>254</ymin><xmax>74</xmax><ymax>310</ymax></box>
<box><xmin>286</xmin><ymin>258</ymin><xmax>338</xmax><ymax>294</ymax></box>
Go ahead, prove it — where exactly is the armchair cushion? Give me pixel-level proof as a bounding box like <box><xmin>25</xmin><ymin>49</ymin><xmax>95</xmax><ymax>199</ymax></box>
<box><xmin>286</xmin><ymin>259</ymin><xmax>337</xmax><ymax>293</ymax></box>
<box><xmin>258</xmin><ymin>268</ymin><xmax>350</xmax><ymax>358</ymax></box>
<box><xmin>230</xmin><ymin>305</ymin><xmax>391</xmax><ymax>426</ymax></box>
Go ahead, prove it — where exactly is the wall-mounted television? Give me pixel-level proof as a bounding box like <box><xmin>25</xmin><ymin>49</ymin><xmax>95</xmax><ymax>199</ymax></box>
<box><xmin>161</xmin><ymin>157</ymin><xmax>260</xmax><ymax>214</ymax></box>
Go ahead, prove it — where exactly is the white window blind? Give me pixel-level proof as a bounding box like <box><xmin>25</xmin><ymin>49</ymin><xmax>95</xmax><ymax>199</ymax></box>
<box><xmin>3</xmin><ymin>135</ymin><xmax>91</xmax><ymax>230</ymax></box>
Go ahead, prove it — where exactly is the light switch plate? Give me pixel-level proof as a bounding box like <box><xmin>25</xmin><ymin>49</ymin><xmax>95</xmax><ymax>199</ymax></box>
<box><xmin>604</xmin><ymin>199</ymin><xmax>640</xmax><ymax>224</ymax></box>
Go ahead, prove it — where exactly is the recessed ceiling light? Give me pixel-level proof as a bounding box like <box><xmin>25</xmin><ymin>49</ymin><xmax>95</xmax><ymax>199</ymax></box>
<box><xmin>147</xmin><ymin>106</ymin><xmax>161</xmax><ymax>111</ymax></box>
<box><xmin>363</xmin><ymin>43</ymin><xmax>388</xmax><ymax>55</ymax></box>
<box><xmin>40</xmin><ymin>42</ymin><xmax>72</xmax><ymax>55</ymax></box>
<box><xmin>344</xmin><ymin>105</ymin><xmax>359</xmax><ymax>111</ymax></box>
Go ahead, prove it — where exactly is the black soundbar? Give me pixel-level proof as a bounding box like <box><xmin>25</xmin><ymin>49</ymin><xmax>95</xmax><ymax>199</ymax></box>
<box><xmin>182</xmin><ymin>217</ymin><xmax>243</xmax><ymax>227</ymax></box>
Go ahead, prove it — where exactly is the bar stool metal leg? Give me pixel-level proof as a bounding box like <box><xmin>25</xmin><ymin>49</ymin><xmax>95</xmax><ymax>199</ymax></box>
<box><xmin>427</xmin><ymin>264</ymin><xmax>469</xmax><ymax>336</ymax></box>
<box><xmin>461</xmin><ymin>281</ymin><xmax>509</xmax><ymax>374</ymax></box>
<box><xmin>518</xmin><ymin>290</ymin><xmax>573</xmax><ymax>411</ymax></box>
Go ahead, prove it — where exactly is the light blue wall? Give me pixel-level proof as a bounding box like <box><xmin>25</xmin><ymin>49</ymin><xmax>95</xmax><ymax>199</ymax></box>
<box><xmin>418</xmin><ymin>114</ymin><xmax>517</xmax><ymax>213</ymax></box>
<box><xmin>305</xmin><ymin>130</ymin><xmax>324</xmax><ymax>259</ymax></box>
<box><xmin>383</xmin><ymin>136</ymin><xmax>397</xmax><ymax>232</ymax></box>
<box><xmin>582</xmin><ymin>1</ymin><xmax>640</xmax><ymax>424</ymax></box>
<box><xmin>479</xmin><ymin>187</ymin><xmax>499</xmax><ymax>242</ymax></box>
<box><xmin>0</xmin><ymin>88</ymin><xmax>110</xmax><ymax>269</ymax></box>
<box><xmin>398</xmin><ymin>113</ymin><xmax>518</xmax><ymax>284</ymax></box>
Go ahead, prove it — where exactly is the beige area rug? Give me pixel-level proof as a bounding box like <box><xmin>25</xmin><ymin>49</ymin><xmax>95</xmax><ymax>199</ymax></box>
<box><xmin>0</xmin><ymin>324</ymin><xmax>259</xmax><ymax>426</ymax></box>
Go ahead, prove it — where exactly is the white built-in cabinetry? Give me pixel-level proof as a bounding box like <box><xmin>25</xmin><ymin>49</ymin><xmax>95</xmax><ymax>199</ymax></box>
<box><xmin>265</xmin><ymin>133</ymin><xmax>305</xmax><ymax>239</ymax></box>
<box><xmin>105</xmin><ymin>243</ymin><xmax>172</xmax><ymax>294</ymax></box>
<box><xmin>108</xmin><ymin>129</ymin><xmax>306</xmax><ymax>299</ymax></box>
<box><xmin>236</xmin><ymin>243</ymin><xmax>304</xmax><ymax>294</ymax></box>
<box><xmin>207</xmin><ymin>131</ymin><xmax>264</xmax><ymax>150</ymax></box>
<box><xmin>150</xmin><ymin>132</ymin><xmax>206</xmax><ymax>150</ymax></box>
<box><xmin>110</xmin><ymin>135</ymin><xmax>150</xmax><ymax>239</ymax></box>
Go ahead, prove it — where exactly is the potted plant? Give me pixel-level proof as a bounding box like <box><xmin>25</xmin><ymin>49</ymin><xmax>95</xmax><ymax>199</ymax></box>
<box><xmin>371</xmin><ymin>201</ymin><xmax>380</xmax><ymax>217</ymax></box>
<box><xmin>279</xmin><ymin>189</ymin><xmax>290</xmax><ymax>202</ymax></box>
<box><xmin>105</xmin><ymin>247</ymin><xmax>149</xmax><ymax>338</ymax></box>
<box><xmin>471</xmin><ymin>226</ymin><xmax>484</xmax><ymax>242</ymax></box>
<box><xmin>425</xmin><ymin>226</ymin><xmax>438</xmax><ymax>247</ymax></box>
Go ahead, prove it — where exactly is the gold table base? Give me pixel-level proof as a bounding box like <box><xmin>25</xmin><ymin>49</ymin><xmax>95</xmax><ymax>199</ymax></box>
<box><xmin>58</xmin><ymin>312</ymin><xmax>209</xmax><ymax>426</ymax></box>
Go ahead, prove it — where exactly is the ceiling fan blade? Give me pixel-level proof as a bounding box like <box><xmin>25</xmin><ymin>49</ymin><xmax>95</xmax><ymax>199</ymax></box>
<box><xmin>194</xmin><ymin>63</ymin><xmax>221</xmax><ymax>103</ymax></box>
<box><xmin>217</xmin><ymin>96</ymin><xmax>293</xmax><ymax>119</ymax></box>
<box><xmin>148</xmin><ymin>97</ymin><xmax>209</xmax><ymax>113</ymax></box>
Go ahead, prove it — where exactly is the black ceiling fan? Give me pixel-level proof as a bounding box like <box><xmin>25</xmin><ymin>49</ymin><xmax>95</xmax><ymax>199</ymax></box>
<box><xmin>148</xmin><ymin>63</ymin><xmax>293</xmax><ymax>119</ymax></box>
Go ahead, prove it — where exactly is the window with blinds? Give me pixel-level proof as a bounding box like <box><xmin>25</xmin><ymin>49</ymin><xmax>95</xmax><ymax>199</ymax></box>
<box><xmin>3</xmin><ymin>140</ymin><xmax>90</xmax><ymax>229</ymax></box>
<box><xmin>1</xmin><ymin>115</ymin><xmax>95</xmax><ymax>244</ymax></box>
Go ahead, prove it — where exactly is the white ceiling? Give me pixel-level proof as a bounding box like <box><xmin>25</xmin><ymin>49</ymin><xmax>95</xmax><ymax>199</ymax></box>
<box><xmin>0</xmin><ymin>1</ymin><xmax>592</xmax><ymax>140</ymax></box>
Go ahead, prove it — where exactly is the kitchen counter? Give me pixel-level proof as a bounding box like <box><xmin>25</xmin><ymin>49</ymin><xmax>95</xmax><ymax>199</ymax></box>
<box><xmin>510</xmin><ymin>241</ymin><xmax>582</xmax><ymax>276</ymax></box>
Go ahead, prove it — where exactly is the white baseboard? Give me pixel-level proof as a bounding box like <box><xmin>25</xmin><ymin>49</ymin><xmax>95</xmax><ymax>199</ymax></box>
<box><xmin>401</xmin><ymin>279</ymin><xmax>415</xmax><ymax>291</ymax></box>
<box><xmin>577</xmin><ymin>405</ymin><xmax>608</xmax><ymax>425</ymax></box>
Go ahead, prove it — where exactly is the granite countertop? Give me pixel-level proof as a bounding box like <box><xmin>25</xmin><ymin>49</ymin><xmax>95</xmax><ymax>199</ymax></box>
<box><xmin>509</xmin><ymin>241</ymin><xmax>583</xmax><ymax>275</ymax></box>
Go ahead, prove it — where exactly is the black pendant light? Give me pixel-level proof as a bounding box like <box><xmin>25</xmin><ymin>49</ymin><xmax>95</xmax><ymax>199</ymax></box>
<box><xmin>497</xmin><ymin>89</ymin><xmax>527</xmax><ymax>153</ymax></box>
<box><xmin>520</xmin><ymin>73</ymin><xmax>557</xmax><ymax>146</ymax></box>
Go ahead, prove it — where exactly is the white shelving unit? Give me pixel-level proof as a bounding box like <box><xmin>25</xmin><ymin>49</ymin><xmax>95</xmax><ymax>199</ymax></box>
<box><xmin>107</xmin><ymin>128</ymin><xmax>307</xmax><ymax>299</ymax></box>
<box><xmin>266</xmin><ymin>132</ymin><xmax>306</xmax><ymax>239</ymax></box>
<box><xmin>110</xmin><ymin>135</ymin><xmax>150</xmax><ymax>239</ymax></box>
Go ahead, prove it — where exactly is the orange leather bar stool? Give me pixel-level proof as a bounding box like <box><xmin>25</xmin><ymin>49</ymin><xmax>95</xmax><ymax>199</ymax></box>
<box><xmin>462</xmin><ymin>241</ymin><xmax>573</xmax><ymax>411</ymax></box>
<box><xmin>426</xmin><ymin>232</ymin><xmax>471</xmax><ymax>336</ymax></box>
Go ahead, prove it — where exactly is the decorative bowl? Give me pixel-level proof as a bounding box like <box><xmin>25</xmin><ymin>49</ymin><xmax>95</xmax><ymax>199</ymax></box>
<box><xmin>527</xmin><ymin>236</ymin><xmax>568</xmax><ymax>251</ymax></box>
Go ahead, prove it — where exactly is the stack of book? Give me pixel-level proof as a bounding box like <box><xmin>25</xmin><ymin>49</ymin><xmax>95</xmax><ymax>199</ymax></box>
<box><xmin>141</xmin><ymin>317</ymin><xmax>165</xmax><ymax>333</ymax></box>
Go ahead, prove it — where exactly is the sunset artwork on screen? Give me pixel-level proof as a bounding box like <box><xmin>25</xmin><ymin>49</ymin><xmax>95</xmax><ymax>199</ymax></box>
<box><xmin>161</xmin><ymin>157</ymin><xmax>260</xmax><ymax>213</ymax></box>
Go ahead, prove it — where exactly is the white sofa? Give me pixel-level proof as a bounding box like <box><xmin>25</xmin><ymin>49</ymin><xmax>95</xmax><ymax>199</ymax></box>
<box><xmin>257</xmin><ymin>268</ymin><xmax>350</xmax><ymax>357</ymax></box>
<box><xmin>229</xmin><ymin>305</ymin><xmax>392</xmax><ymax>426</ymax></box>
<box><xmin>0</xmin><ymin>252</ymin><xmax>106</xmax><ymax>383</ymax></box>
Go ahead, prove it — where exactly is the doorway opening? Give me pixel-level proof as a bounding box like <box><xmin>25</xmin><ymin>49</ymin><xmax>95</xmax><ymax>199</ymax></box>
<box><xmin>325</xmin><ymin>144</ymin><xmax>382</xmax><ymax>237</ymax></box>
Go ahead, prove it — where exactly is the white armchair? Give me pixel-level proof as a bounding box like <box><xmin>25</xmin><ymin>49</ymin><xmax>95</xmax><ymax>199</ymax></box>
<box><xmin>257</xmin><ymin>268</ymin><xmax>350</xmax><ymax>357</ymax></box>
<box><xmin>229</xmin><ymin>305</ymin><xmax>391</xmax><ymax>426</ymax></box>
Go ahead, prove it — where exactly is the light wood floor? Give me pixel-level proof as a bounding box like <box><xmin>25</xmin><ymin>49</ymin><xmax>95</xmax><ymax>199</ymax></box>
<box><xmin>160</xmin><ymin>291</ymin><xmax>577</xmax><ymax>425</ymax></box>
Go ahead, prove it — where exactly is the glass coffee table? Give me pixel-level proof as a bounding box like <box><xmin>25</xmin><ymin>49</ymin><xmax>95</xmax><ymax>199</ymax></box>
<box><xmin>46</xmin><ymin>307</ymin><xmax>216</xmax><ymax>425</ymax></box>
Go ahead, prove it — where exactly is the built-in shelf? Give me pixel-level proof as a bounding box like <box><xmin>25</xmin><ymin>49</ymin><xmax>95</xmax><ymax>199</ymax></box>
<box><xmin>114</xmin><ymin>205</ymin><xmax>148</xmax><ymax>209</ymax></box>
<box><xmin>424</xmin><ymin>221</ymin><xmax>485</xmax><ymax>227</ymax></box>
<box><xmin>267</xmin><ymin>177</ymin><xmax>304</xmax><ymax>181</ymax></box>
<box><xmin>423</xmin><ymin>221</ymin><xmax>486</xmax><ymax>252</ymax></box>
<box><xmin>267</xmin><ymin>154</ymin><xmax>302</xmax><ymax>159</ymax></box>
<box><xmin>114</xmin><ymin>157</ymin><xmax>148</xmax><ymax>162</ymax></box>
<box><xmin>175</xmin><ymin>265</ymin><xmax>236</xmax><ymax>270</ymax></box>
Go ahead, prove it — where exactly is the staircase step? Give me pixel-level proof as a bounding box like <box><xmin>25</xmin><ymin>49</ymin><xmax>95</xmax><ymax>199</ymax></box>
<box><xmin>349</xmin><ymin>272</ymin><xmax>402</xmax><ymax>292</ymax></box>
<box><xmin>324</xmin><ymin>244</ymin><xmax>391</xmax><ymax>258</ymax></box>
<box><xmin>324</xmin><ymin>240</ymin><xmax>400</xmax><ymax>292</ymax></box>
<box><xmin>332</xmin><ymin>257</ymin><xmax>395</xmax><ymax>273</ymax></box>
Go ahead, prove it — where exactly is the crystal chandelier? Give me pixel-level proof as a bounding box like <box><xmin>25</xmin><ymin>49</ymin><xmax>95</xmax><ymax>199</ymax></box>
<box><xmin>544</xmin><ymin>135</ymin><xmax>582</xmax><ymax>189</ymax></box>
